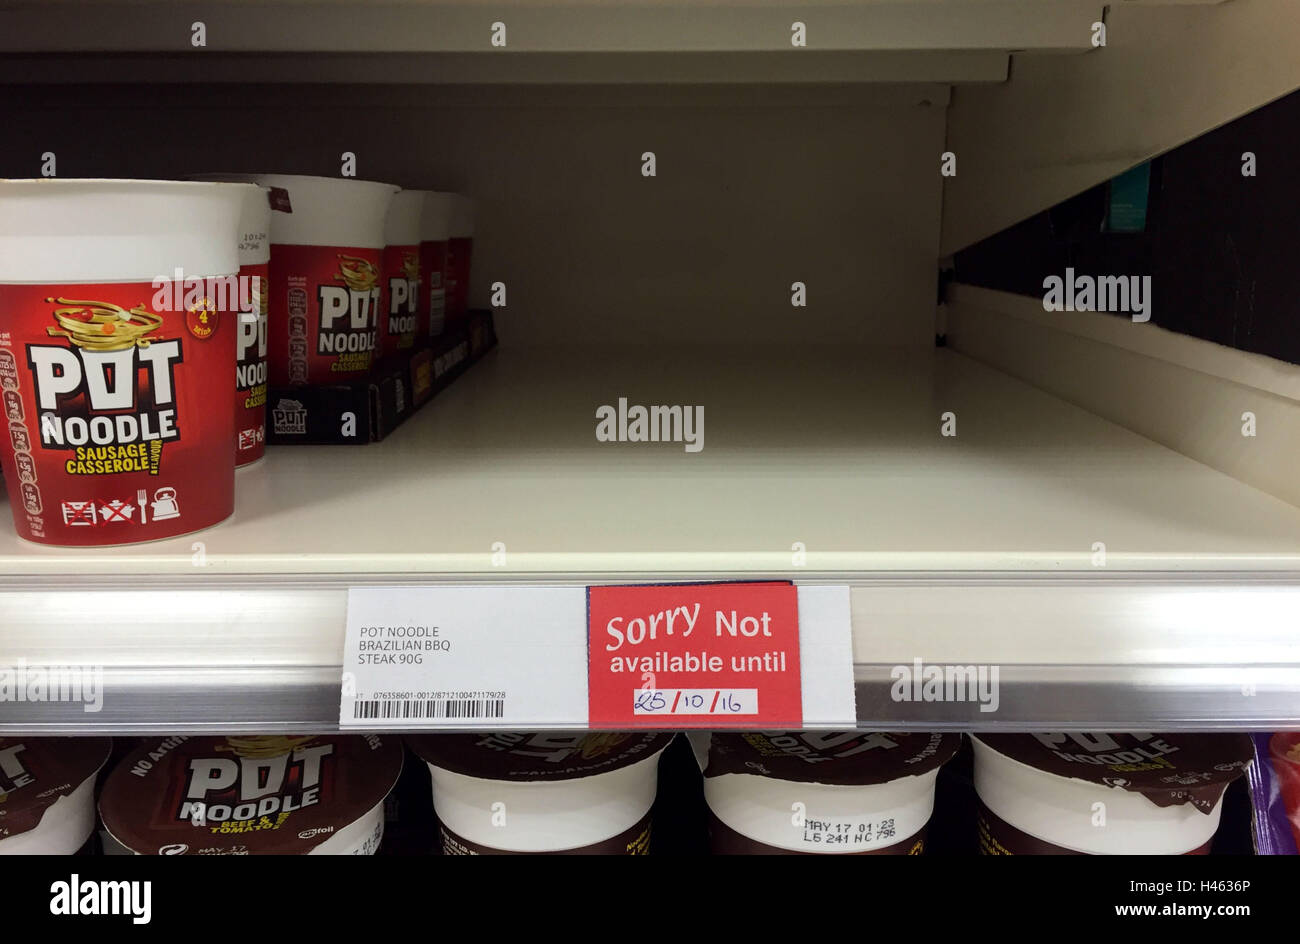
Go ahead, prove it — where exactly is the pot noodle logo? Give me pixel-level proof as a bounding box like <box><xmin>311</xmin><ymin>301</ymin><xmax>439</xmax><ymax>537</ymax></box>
<box><xmin>401</xmin><ymin>252</ymin><xmax>420</xmax><ymax>283</ymax></box>
<box><xmin>271</xmin><ymin>398</ymin><xmax>307</xmax><ymax>435</ymax></box>
<box><xmin>29</xmin><ymin>298</ymin><xmax>180</xmax><ymax>475</ymax></box>
<box><xmin>741</xmin><ymin>731</ymin><xmax>908</xmax><ymax>764</ymax></box>
<box><xmin>387</xmin><ymin>250</ymin><xmax>420</xmax><ymax>342</ymax></box>
<box><xmin>476</xmin><ymin>732</ymin><xmax>629</xmax><ymax>764</ymax></box>
<box><xmin>178</xmin><ymin>736</ymin><xmax>333</xmax><ymax>830</ymax></box>
<box><xmin>0</xmin><ymin>740</ymin><xmax>35</xmax><ymax>795</ymax></box>
<box><xmin>319</xmin><ymin>254</ymin><xmax>381</xmax><ymax>360</ymax></box>
<box><xmin>579</xmin><ymin>733</ymin><xmax>631</xmax><ymax>759</ymax></box>
<box><xmin>237</xmin><ymin>283</ymin><xmax>268</xmax><ymax>394</ymax></box>
<box><xmin>1030</xmin><ymin>732</ymin><xmax>1183</xmax><ymax>768</ymax></box>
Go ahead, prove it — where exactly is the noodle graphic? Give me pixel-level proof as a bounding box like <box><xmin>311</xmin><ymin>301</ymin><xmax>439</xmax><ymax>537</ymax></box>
<box><xmin>336</xmin><ymin>255</ymin><xmax>379</xmax><ymax>293</ymax></box>
<box><xmin>578</xmin><ymin>733</ymin><xmax>631</xmax><ymax>759</ymax></box>
<box><xmin>45</xmin><ymin>297</ymin><xmax>163</xmax><ymax>352</ymax></box>
<box><xmin>401</xmin><ymin>252</ymin><xmax>420</xmax><ymax>282</ymax></box>
<box><xmin>217</xmin><ymin>735</ymin><xmax>318</xmax><ymax>759</ymax></box>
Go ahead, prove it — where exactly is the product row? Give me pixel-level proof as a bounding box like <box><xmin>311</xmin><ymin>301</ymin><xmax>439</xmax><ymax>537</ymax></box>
<box><xmin>0</xmin><ymin>176</ymin><xmax>473</xmax><ymax>547</ymax></box>
<box><xmin>2</xmin><ymin>730</ymin><xmax>1295</xmax><ymax>855</ymax></box>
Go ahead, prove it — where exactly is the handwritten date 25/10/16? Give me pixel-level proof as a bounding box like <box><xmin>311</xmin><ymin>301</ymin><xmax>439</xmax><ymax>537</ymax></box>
<box><xmin>633</xmin><ymin>688</ymin><xmax>758</xmax><ymax>715</ymax></box>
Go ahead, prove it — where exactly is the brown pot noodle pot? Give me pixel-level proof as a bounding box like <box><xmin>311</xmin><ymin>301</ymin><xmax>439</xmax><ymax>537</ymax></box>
<box><xmin>99</xmin><ymin>734</ymin><xmax>402</xmax><ymax>855</ymax></box>
<box><xmin>972</xmin><ymin>733</ymin><xmax>1254</xmax><ymax>854</ymax></box>
<box><xmin>0</xmin><ymin>737</ymin><xmax>112</xmax><ymax>854</ymax></box>
<box><xmin>692</xmin><ymin>731</ymin><xmax>960</xmax><ymax>854</ymax></box>
<box><xmin>409</xmin><ymin>732</ymin><xmax>672</xmax><ymax>854</ymax></box>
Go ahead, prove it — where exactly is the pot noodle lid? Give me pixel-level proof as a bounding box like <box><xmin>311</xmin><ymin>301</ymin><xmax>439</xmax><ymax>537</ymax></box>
<box><xmin>973</xmin><ymin>733</ymin><xmax>1254</xmax><ymax>813</ymax></box>
<box><xmin>700</xmin><ymin>732</ymin><xmax>960</xmax><ymax>785</ymax></box>
<box><xmin>0</xmin><ymin>737</ymin><xmax>112</xmax><ymax>838</ymax></box>
<box><xmin>409</xmin><ymin>732</ymin><xmax>673</xmax><ymax>782</ymax></box>
<box><xmin>99</xmin><ymin>734</ymin><xmax>401</xmax><ymax>854</ymax></box>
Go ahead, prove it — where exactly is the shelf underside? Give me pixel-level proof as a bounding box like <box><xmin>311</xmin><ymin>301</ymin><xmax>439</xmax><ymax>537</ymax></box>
<box><xmin>2</xmin><ymin>2</ymin><xmax>1106</xmax><ymax>55</ymax></box>
<box><xmin>0</xmin><ymin>0</ymin><xmax>1110</xmax><ymax>85</ymax></box>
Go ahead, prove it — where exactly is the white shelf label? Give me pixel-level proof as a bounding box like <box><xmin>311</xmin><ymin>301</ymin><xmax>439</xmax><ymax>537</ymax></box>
<box><xmin>796</xmin><ymin>585</ymin><xmax>858</xmax><ymax>727</ymax></box>
<box><xmin>341</xmin><ymin>586</ymin><xmax>589</xmax><ymax>728</ymax></box>
<box><xmin>340</xmin><ymin>583</ymin><xmax>856</xmax><ymax>729</ymax></box>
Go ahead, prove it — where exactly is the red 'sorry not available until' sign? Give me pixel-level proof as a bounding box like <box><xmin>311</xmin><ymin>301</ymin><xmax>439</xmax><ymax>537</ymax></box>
<box><xmin>587</xmin><ymin>581</ymin><xmax>804</xmax><ymax>729</ymax></box>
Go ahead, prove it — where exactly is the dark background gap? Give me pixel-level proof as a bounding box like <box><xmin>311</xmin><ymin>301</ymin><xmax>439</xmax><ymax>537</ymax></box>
<box><xmin>955</xmin><ymin>89</ymin><xmax>1300</xmax><ymax>367</ymax></box>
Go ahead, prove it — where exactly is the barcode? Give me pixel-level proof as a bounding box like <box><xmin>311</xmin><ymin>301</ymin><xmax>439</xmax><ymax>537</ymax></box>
<box><xmin>352</xmin><ymin>698</ymin><xmax>505</xmax><ymax>720</ymax></box>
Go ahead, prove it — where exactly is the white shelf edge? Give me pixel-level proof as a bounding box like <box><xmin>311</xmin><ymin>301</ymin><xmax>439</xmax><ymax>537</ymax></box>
<box><xmin>947</xmin><ymin>285</ymin><xmax>1300</xmax><ymax>510</ymax></box>
<box><xmin>0</xmin><ymin>2</ymin><xmax>1104</xmax><ymax>55</ymax></box>
<box><xmin>940</xmin><ymin>0</ymin><xmax>1300</xmax><ymax>253</ymax></box>
<box><xmin>948</xmin><ymin>284</ymin><xmax>1300</xmax><ymax>404</ymax></box>
<box><xmin>0</xmin><ymin>50</ymin><xmax>1012</xmax><ymax>85</ymax></box>
<box><xmin>1</xmin><ymin>575</ymin><xmax>1296</xmax><ymax>733</ymax></box>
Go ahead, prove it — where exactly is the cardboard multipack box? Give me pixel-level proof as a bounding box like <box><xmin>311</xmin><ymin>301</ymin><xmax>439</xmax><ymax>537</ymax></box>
<box><xmin>266</xmin><ymin>309</ymin><xmax>496</xmax><ymax>445</ymax></box>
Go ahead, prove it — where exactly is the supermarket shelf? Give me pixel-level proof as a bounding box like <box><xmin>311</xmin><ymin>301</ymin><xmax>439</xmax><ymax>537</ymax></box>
<box><xmin>946</xmin><ymin>285</ymin><xmax>1300</xmax><ymax>511</ymax></box>
<box><xmin>5</xmin><ymin>347</ymin><xmax>1300</xmax><ymax>576</ymax></box>
<box><xmin>941</xmin><ymin>0</ymin><xmax>1300</xmax><ymax>253</ymax></box>
<box><xmin>0</xmin><ymin>51</ymin><xmax>1012</xmax><ymax>86</ymax></box>
<box><xmin>0</xmin><ymin>576</ymin><xmax>1296</xmax><ymax>733</ymax></box>
<box><xmin>0</xmin><ymin>2</ymin><xmax>1105</xmax><ymax>56</ymax></box>
<box><xmin>1</xmin><ymin>347</ymin><xmax>1298</xmax><ymax>732</ymax></box>
<box><xmin>7</xmin><ymin>661</ymin><xmax>1300</xmax><ymax>733</ymax></box>
<box><xmin>0</xmin><ymin>0</ymin><xmax>1113</xmax><ymax>85</ymax></box>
